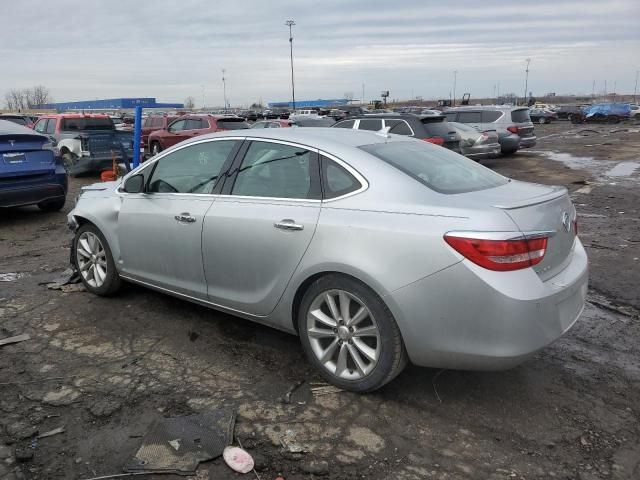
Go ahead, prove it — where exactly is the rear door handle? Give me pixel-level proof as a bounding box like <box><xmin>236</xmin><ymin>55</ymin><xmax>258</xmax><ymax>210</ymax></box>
<box><xmin>274</xmin><ymin>219</ymin><xmax>304</xmax><ymax>231</ymax></box>
<box><xmin>175</xmin><ymin>213</ymin><xmax>196</xmax><ymax>223</ymax></box>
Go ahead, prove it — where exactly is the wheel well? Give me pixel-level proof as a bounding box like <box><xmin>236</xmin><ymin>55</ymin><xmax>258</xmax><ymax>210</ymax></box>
<box><xmin>59</xmin><ymin>146</ymin><xmax>70</xmax><ymax>155</ymax></box>
<box><xmin>290</xmin><ymin>271</ymin><xmax>379</xmax><ymax>334</ymax></box>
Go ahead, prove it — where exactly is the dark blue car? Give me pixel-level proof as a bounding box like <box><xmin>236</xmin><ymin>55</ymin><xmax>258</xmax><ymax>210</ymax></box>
<box><xmin>0</xmin><ymin>120</ymin><xmax>67</xmax><ymax>211</ymax></box>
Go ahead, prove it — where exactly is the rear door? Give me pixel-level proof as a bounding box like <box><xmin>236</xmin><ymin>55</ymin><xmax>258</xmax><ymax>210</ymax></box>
<box><xmin>202</xmin><ymin>139</ymin><xmax>321</xmax><ymax>315</ymax></box>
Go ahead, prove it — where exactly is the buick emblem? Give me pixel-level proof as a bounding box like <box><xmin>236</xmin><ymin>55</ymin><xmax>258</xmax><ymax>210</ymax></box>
<box><xmin>561</xmin><ymin>211</ymin><xmax>571</xmax><ymax>233</ymax></box>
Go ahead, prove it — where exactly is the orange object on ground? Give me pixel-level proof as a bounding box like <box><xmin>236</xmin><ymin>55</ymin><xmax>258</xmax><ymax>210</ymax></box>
<box><xmin>101</xmin><ymin>170</ymin><xmax>117</xmax><ymax>182</ymax></box>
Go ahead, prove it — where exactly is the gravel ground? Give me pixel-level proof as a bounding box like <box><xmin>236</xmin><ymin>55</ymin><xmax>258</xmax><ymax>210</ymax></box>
<box><xmin>0</xmin><ymin>121</ymin><xmax>639</xmax><ymax>479</ymax></box>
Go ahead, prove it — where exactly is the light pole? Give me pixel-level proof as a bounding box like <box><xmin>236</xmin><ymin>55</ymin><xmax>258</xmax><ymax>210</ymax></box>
<box><xmin>452</xmin><ymin>70</ymin><xmax>457</xmax><ymax>106</ymax></box>
<box><xmin>634</xmin><ymin>70</ymin><xmax>639</xmax><ymax>104</ymax></box>
<box><xmin>201</xmin><ymin>85</ymin><xmax>205</xmax><ymax>110</ymax></box>
<box><xmin>285</xmin><ymin>20</ymin><xmax>296</xmax><ymax>112</ymax></box>
<box><xmin>221</xmin><ymin>69</ymin><xmax>227</xmax><ymax>112</ymax></box>
<box><xmin>523</xmin><ymin>58</ymin><xmax>531</xmax><ymax>106</ymax></box>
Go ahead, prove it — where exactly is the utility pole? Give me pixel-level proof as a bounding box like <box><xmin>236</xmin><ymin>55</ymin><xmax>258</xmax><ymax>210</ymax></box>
<box><xmin>201</xmin><ymin>84</ymin><xmax>205</xmax><ymax>110</ymax></box>
<box><xmin>221</xmin><ymin>69</ymin><xmax>227</xmax><ymax>112</ymax></box>
<box><xmin>452</xmin><ymin>70</ymin><xmax>457</xmax><ymax>106</ymax></box>
<box><xmin>361</xmin><ymin>83</ymin><xmax>365</xmax><ymax>105</ymax></box>
<box><xmin>285</xmin><ymin>20</ymin><xmax>296</xmax><ymax>112</ymax></box>
<box><xmin>634</xmin><ymin>70</ymin><xmax>639</xmax><ymax>104</ymax></box>
<box><xmin>523</xmin><ymin>58</ymin><xmax>531</xmax><ymax>106</ymax></box>
<box><xmin>592</xmin><ymin>80</ymin><xmax>595</xmax><ymax>98</ymax></box>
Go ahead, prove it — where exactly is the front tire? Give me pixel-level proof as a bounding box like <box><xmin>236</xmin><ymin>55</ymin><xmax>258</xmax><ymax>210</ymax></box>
<box><xmin>62</xmin><ymin>152</ymin><xmax>78</xmax><ymax>176</ymax></box>
<box><xmin>298</xmin><ymin>275</ymin><xmax>407</xmax><ymax>392</ymax></box>
<box><xmin>151</xmin><ymin>142</ymin><xmax>162</xmax><ymax>156</ymax></box>
<box><xmin>73</xmin><ymin>224</ymin><xmax>121</xmax><ymax>296</ymax></box>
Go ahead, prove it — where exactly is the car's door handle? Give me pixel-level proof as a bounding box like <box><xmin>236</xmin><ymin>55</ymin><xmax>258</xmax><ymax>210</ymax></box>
<box><xmin>274</xmin><ymin>219</ymin><xmax>304</xmax><ymax>231</ymax></box>
<box><xmin>175</xmin><ymin>213</ymin><xmax>196</xmax><ymax>223</ymax></box>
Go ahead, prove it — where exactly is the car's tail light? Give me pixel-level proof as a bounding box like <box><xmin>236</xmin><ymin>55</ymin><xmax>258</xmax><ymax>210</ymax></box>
<box><xmin>507</xmin><ymin>126</ymin><xmax>519</xmax><ymax>134</ymax></box>
<box><xmin>424</xmin><ymin>137</ymin><xmax>444</xmax><ymax>145</ymax></box>
<box><xmin>444</xmin><ymin>234</ymin><xmax>549</xmax><ymax>271</ymax></box>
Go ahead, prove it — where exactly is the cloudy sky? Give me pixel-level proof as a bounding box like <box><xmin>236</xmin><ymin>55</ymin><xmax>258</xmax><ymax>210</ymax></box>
<box><xmin>2</xmin><ymin>0</ymin><xmax>638</xmax><ymax>107</ymax></box>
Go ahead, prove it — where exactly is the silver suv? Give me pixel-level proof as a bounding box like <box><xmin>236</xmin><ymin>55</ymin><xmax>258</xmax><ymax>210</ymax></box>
<box><xmin>444</xmin><ymin>106</ymin><xmax>536</xmax><ymax>155</ymax></box>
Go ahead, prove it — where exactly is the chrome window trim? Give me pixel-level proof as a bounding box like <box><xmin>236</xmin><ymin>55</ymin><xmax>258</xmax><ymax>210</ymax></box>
<box><xmin>116</xmin><ymin>136</ymin><xmax>246</xmax><ymax>196</ymax></box>
<box><xmin>319</xmin><ymin>150</ymin><xmax>369</xmax><ymax>203</ymax></box>
<box><xmin>213</xmin><ymin>194</ymin><xmax>321</xmax><ymax>204</ymax></box>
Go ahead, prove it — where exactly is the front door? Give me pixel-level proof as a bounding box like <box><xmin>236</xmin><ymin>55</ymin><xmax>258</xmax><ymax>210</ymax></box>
<box><xmin>117</xmin><ymin>139</ymin><xmax>240</xmax><ymax>298</ymax></box>
<box><xmin>202</xmin><ymin>140</ymin><xmax>321</xmax><ymax>315</ymax></box>
<box><xmin>162</xmin><ymin>119</ymin><xmax>189</xmax><ymax>148</ymax></box>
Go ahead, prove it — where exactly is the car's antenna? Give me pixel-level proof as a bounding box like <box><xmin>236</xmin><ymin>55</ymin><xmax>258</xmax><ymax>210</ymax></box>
<box><xmin>375</xmin><ymin>126</ymin><xmax>391</xmax><ymax>141</ymax></box>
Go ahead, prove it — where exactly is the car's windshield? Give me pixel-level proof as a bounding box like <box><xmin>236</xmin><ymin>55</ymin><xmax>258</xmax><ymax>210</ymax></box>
<box><xmin>2</xmin><ymin>117</ymin><xmax>27</xmax><ymax>126</ymax></box>
<box><xmin>360</xmin><ymin>140</ymin><xmax>508</xmax><ymax>194</ymax></box>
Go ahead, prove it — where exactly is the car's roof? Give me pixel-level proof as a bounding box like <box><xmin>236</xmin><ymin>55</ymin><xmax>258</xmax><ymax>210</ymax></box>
<box><xmin>0</xmin><ymin>119</ymin><xmax>46</xmax><ymax>137</ymax></box>
<box><xmin>184</xmin><ymin>126</ymin><xmax>412</xmax><ymax>150</ymax></box>
<box><xmin>446</xmin><ymin>105</ymin><xmax>527</xmax><ymax>111</ymax></box>
<box><xmin>42</xmin><ymin>113</ymin><xmax>111</xmax><ymax>118</ymax></box>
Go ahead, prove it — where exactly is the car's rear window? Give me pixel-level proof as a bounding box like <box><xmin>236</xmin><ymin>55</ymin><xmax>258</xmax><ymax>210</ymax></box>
<box><xmin>360</xmin><ymin>140</ymin><xmax>508</xmax><ymax>194</ymax></box>
<box><xmin>420</xmin><ymin>119</ymin><xmax>457</xmax><ymax>137</ymax></box>
<box><xmin>61</xmin><ymin>117</ymin><xmax>114</xmax><ymax>130</ymax></box>
<box><xmin>510</xmin><ymin>109</ymin><xmax>531</xmax><ymax>123</ymax></box>
<box><xmin>217</xmin><ymin>119</ymin><xmax>250</xmax><ymax>130</ymax></box>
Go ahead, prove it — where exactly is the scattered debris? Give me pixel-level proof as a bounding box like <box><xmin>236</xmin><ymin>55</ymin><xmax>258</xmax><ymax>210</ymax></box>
<box><xmin>40</xmin><ymin>267</ymin><xmax>80</xmax><ymax>289</ymax></box>
<box><xmin>283</xmin><ymin>379</ymin><xmax>305</xmax><ymax>404</ymax></box>
<box><xmin>280</xmin><ymin>429</ymin><xmax>309</xmax><ymax>453</ymax></box>
<box><xmin>124</xmin><ymin>411</ymin><xmax>235</xmax><ymax>475</ymax></box>
<box><xmin>310</xmin><ymin>385</ymin><xmax>343</xmax><ymax>397</ymax></box>
<box><xmin>60</xmin><ymin>283</ymin><xmax>86</xmax><ymax>293</ymax></box>
<box><xmin>89</xmin><ymin>397</ymin><xmax>122</xmax><ymax>418</ymax></box>
<box><xmin>14</xmin><ymin>445</ymin><xmax>34</xmax><ymax>462</ymax></box>
<box><xmin>223</xmin><ymin>446</ymin><xmax>254</xmax><ymax>474</ymax></box>
<box><xmin>0</xmin><ymin>333</ymin><xmax>30</xmax><ymax>347</ymax></box>
<box><xmin>38</xmin><ymin>426</ymin><xmax>65</xmax><ymax>439</ymax></box>
<box><xmin>0</xmin><ymin>272</ymin><xmax>25</xmax><ymax>282</ymax></box>
<box><xmin>300</xmin><ymin>459</ymin><xmax>329</xmax><ymax>476</ymax></box>
<box><xmin>432</xmin><ymin>368</ymin><xmax>447</xmax><ymax>404</ymax></box>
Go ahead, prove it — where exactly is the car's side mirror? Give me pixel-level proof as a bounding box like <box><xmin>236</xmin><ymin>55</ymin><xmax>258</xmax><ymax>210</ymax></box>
<box><xmin>123</xmin><ymin>174</ymin><xmax>145</xmax><ymax>193</ymax></box>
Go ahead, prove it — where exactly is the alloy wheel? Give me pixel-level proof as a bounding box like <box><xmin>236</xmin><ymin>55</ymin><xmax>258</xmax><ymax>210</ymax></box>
<box><xmin>306</xmin><ymin>289</ymin><xmax>381</xmax><ymax>380</ymax></box>
<box><xmin>76</xmin><ymin>231</ymin><xmax>108</xmax><ymax>288</ymax></box>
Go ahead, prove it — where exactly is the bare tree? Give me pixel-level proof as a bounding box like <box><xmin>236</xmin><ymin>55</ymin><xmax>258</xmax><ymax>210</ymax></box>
<box><xmin>4</xmin><ymin>86</ymin><xmax>53</xmax><ymax>110</ymax></box>
<box><xmin>184</xmin><ymin>96</ymin><xmax>196</xmax><ymax>109</ymax></box>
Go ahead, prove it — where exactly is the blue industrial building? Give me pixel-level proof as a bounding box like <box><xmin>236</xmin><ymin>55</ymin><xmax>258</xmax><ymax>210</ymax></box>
<box><xmin>268</xmin><ymin>98</ymin><xmax>349</xmax><ymax>108</ymax></box>
<box><xmin>37</xmin><ymin>97</ymin><xmax>184</xmax><ymax>112</ymax></box>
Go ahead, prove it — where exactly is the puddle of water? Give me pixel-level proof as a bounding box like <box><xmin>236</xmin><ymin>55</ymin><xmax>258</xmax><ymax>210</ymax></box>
<box><xmin>605</xmin><ymin>162</ymin><xmax>640</xmax><ymax>177</ymax></box>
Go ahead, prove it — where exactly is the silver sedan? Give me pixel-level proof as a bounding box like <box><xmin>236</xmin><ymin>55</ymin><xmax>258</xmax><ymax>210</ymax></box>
<box><xmin>69</xmin><ymin>128</ymin><xmax>588</xmax><ymax>392</ymax></box>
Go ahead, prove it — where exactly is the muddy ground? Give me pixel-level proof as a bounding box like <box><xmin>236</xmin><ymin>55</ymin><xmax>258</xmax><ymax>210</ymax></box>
<box><xmin>1</xmin><ymin>122</ymin><xmax>639</xmax><ymax>480</ymax></box>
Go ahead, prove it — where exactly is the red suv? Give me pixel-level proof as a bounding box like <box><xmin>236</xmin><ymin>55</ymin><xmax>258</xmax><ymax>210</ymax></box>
<box><xmin>141</xmin><ymin>115</ymin><xmax>180</xmax><ymax>152</ymax></box>
<box><xmin>147</xmin><ymin>115</ymin><xmax>249</xmax><ymax>155</ymax></box>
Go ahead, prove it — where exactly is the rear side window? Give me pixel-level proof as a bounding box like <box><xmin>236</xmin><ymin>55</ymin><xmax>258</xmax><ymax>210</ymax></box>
<box><xmin>232</xmin><ymin>141</ymin><xmax>319</xmax><ymax>199</ymax></box>
<box><xmin>457</xmin><ymin>112</ymin><xmax>482</xmax><ymax>123</ymax></box>
<box><xmin>511</xmin><ymin>109</ymin><xmax>531</xmax><ymax>123</ymax></box>
<box><xmin>360</xmin><ymin>141</ymin><xmax>508</xmax><ymax>194</ymax></box>
<box><xmin>185</xmin><ymin>118</ymin><xmax>203</xmax><ymax>130</ymax></box>
<box><xmin>385</xmin><ymin>119</ymin><xmax>413</xmax><ymax>136</ymax></box>
<box><xmin>482</xmin><ymin>111</ymin><xmax>502</xmax><ymax>122</ymax></box>
<box><xmin>357</xmin><ymin>119</ymin><xmax>383</xmax><ymax>131</ymax></box>
<box><xmin>217</xmin><ymin>120</ymin><xmax>250</xmax><ymax>130</ymax></box>
<box><xmin>321</xmin><ymin>155</ymin><xmax>362</xmax><ymax>199</ymax></box>
<box><xmin>333</xmin><ymin>120</ymin><xmax>355</xmax><ymax>129</ymax></box>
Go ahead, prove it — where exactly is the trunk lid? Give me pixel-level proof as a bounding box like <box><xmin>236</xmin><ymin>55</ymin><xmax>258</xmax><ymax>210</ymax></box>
<box><xmin>480</xmin><ymin>180</ymin><xmax>576</xmax><ymax>280</ymax></box>
<box><xmin>0</xmin><ymin>133</ymin><xmax>55</xmax><ymax>178</ymax></box>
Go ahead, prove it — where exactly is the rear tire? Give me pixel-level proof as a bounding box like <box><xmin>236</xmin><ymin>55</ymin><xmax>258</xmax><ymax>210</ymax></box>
<box><xmin>297</xmin><ymin>274</ymin><xmax>407</xmax><ymax>392</ymax></box>
<box><xmin>538</xmin><ymin>117</ymin><xmax>547</xmax><ymax>124</ymax></box>
<box><xmin>62</xmin><ymin>152</ymin><xmax>78</xmax><ymax>176</ymax></box>
<box><xmin>37</xmin><ymin>198</ymin><xmax>66</xmax><ymax>211</ymax></box>
<box><xmin>73</xmin><ymin>224</ymin><xmax>121</xmax><ymax>296</ymax></box>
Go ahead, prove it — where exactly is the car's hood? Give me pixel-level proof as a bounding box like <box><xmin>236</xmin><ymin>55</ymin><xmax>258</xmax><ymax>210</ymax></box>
<box><xmin>80</xmin><ymin>180</ymin><xmax>120</xmax><ymax>197</ymax></box>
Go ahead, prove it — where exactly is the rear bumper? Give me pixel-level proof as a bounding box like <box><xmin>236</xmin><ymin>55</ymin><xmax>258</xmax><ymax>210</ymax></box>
<box><xmin>518</xmin><ymin>136</ymin><xmax>537</xmax><ymax>149</ymax></box>
<box><xmin>0</xmin><ymin>176</ymin><xmax>67</xmax><ymax>208</ymax></box>
<box><xmin>387</xmin><ymin>238</ymin><xmax>588</xmax><ymax>370</ymax></box>
<box><xmin>462</xmin><ymin>143</ymin><xmax>501</xmax><ymax>160</ymax></box>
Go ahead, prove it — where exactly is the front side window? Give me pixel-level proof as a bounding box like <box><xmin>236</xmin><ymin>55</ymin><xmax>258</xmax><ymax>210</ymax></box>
<box><xmin>232</xmin><ymin>141</ymin><xmax>318</xmax><ymax>199</ymax></box>
<box><xmin>147</xmin><ymin>140</ymin><xmax>237</xmax><ymax>194</ymax></box>
<box><xmin>184</xmin><ymin>118</ymin><xmax>203</xmax><ymax>130</ymax></box>
<box><xmin>333</xmin><ymin>120</ymin><xmax>355</xmax><ymax>129</ymax></box>
<box><xmin>321</xmin><ymin>156</ymin><xmax>361</xmax><ymax>199</ymax></box>
<box><xmin>168</xmin><ymin>119</ymin><xmax>186</xmax><ymax>132</ymax></box>
<box><xmin>34</xmin><ymin>119</ymin><xmax>47</xmax><ymax>133</ymax></box>
<box><xmin>360</xmin><ymin>140</ymin><xmax>508</xmax><ymax>194</ymax></box>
